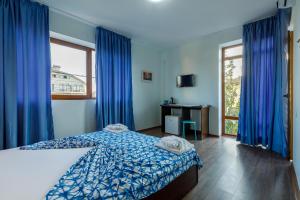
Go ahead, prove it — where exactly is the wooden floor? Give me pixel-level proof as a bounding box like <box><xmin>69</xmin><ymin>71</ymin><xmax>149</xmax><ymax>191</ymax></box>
<box><xmin>142</xmin><ymin>128</ymin><xmax>295</xmax><ymax>200</ymax></box>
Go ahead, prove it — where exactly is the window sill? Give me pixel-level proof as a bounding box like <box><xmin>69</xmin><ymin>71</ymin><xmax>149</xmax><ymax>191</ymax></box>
<box><xmin>52</xmin><ymin>95</ymin><xmax>96</xmax><ymax>100</ymax></box>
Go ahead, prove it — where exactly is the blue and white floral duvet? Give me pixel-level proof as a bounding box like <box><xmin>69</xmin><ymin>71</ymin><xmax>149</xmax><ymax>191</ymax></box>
<box><xmin>21</xmin><ymin>131</ymin><xmax>203</xmax><ymax>200</ymax></box>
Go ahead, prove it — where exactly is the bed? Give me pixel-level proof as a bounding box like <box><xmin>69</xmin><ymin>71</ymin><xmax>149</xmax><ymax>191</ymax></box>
<box><xmin>0</xmin><ymin>131</ymin><xmax>202</xmax><ymax>200</ymax></box>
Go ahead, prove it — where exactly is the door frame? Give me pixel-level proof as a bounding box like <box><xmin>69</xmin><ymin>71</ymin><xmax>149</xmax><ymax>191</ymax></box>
<box><xmin>221</xmin><ymin>44</ymin><xmax>243</xmax><ymax>136</ymax></box>
<box><xmin>288</xmin><ymin>31</ymin><xmax>294</xmax><ymax>160</ymax></box>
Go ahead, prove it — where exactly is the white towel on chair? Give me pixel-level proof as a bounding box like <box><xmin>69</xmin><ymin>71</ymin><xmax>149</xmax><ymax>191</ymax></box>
<box><xmin>155</xmin><ymin>136</ymin><xmax>194</xmax><ymax>154</ymax></box>
<box><xmin>104</xmin><ymin>124</ymin><xmax>129</xmax><ymax>133</ymax></box>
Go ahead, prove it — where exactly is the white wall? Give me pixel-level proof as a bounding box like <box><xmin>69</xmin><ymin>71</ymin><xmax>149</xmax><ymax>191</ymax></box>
<box><xmin>161</xmin><ymin>26</ymin><xmax>242</xmax><ymax>135</ymax></box>
<box><xmin>49</xmin><ymin>10</ymin><xmax>163</xmax><ymax>138</ymax></box>
<box><xmin>52</xmin><ymin>100</ymin><xmax>96</xmax><ymax>138</ymax></box>
<box><xmin>132</xmin><ymin>43</ymin><xmax>162</xmax><ymax>130</ymax></box>
<box><xmin>50</xmin><ymin>11</ymin><xmax>95</xmax><ymax>44</ymax></box>
<box><xmin>292</xmin><ymin>1</ymin><xmax>300</xmax><ymax>188</ymax></box>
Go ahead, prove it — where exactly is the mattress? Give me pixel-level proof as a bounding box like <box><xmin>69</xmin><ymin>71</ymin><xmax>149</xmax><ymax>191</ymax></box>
<box><xmin>0</xmin><ymin>147</ymin><xmax>92</xmax><ymax>200</ymax></box>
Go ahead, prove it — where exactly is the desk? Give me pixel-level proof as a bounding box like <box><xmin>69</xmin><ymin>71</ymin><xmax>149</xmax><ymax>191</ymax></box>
<box><xmin>160</xmin><ymin>104</ymin><xmax>210</xmax><ymax>138</ymax></box>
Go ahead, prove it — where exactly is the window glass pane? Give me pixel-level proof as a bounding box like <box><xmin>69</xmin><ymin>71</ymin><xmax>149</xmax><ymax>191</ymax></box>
<box><xmin>224</xmin><ymin>45</ymin><xmax>243</xmax><ymax>58</ymax></box>
<box><xmin>225</xmin><ymin>119</ymin><xmax>238</xmax><ymax>135</ymax></box>
<box><xmin>51</xmin><ymin>43</ymin><xmax>87</xmax><ymax>96</ymax></box>
<box><xmin>92</xmin><ymin>50</ymin><xmax>96</xmax><ymax>98</ymax></box>
<box><xmin>224</xmin><ymin>58</ymin><xmax>242</xmax><ymax>117</ymax></box>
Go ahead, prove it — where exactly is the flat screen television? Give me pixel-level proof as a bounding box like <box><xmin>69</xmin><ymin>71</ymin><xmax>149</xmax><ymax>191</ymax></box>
<box><xmin>176</xmin><ymin>74</ymin><xmax>195</xmax><ymax>87</ymax></box>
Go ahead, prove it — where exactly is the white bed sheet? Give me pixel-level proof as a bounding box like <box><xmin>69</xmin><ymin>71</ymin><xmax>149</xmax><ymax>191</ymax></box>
<box><xmin>0</xmin><ymin>147</ymin><xmax>92</xmax><ymax>200</ymax></box>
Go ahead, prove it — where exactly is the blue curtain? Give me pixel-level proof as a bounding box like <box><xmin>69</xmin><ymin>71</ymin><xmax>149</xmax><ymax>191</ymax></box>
<box><xmin>238</xmin><ymin>8</ymin><xmax>291</xmax><ymax>157</ymax></box>
<box><xmin>0</xmin><ymin>0</ymin><xmax>54</xmax><ymax>149</ymax></box>
<box><xmin>95</xmin><ymin>27</ymin><xmax>135</xmax><ymax>130</ymax></box>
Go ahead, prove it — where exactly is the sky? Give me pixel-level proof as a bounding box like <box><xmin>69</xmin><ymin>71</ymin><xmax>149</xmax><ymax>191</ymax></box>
<box><xmin>51</xmin><ymin>43</ymin><xmax>87</xmax><ymax>82</ymax></box>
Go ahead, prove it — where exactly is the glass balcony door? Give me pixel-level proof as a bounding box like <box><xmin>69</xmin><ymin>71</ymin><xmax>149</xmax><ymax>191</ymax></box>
<box><xmin>222</xmin><ymin>44</ymin><xmax>243</xmax><ymax>136</ymax></box>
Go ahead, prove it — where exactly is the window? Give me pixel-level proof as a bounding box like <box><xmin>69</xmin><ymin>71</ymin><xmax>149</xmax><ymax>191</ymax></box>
<box><xmin>222</xmin><ymin>44</ymin><xmax>243</xmax><ymax>136</ymax></box>
<box><xmin>50</xmin><ymin>38</ymin><xmax>96</xmax><ymax>100</ymax></box>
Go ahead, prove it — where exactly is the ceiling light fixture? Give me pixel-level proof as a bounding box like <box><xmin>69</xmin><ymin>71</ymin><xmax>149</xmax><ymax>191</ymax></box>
<box><xmin>148</xmin><ymin>0</ymin><xmax>163</xmax><ymax>3</ymax></box>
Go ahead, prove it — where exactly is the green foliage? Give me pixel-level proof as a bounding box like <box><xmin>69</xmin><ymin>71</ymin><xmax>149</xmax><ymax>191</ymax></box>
<box><xmin>225</xmin><ymin>120</ymin><xmax>238</xmax><ymax>136</ymax></box>
<box><xmin>224</xmin><ymin>60</ymin><xmax>240</xmax><ymax>135</ymax></box>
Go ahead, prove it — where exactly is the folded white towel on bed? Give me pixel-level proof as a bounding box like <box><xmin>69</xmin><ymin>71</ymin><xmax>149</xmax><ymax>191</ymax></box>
<box><xmin>155</xmin><ymin>136</ymin><xmax>194</xmax><ymax>154</ymax></box>
<box><xmin>104</xmin><ymin>124</ymin><xmax>129</xmax><ymax>133</ymax></box>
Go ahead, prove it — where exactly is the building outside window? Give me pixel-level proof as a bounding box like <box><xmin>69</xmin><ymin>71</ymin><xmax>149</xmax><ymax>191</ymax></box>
<box><xmin>51</xmin><ymin>65</ymin><xmax>86</xmax><ymax>95</ymax></box>
<box><xmin>50</xmin><ymin>38</ymin><xmax>96</xmax><ymax>99</ymax></box>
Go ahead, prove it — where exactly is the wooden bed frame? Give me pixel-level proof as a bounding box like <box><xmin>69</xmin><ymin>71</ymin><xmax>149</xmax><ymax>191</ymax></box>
<box><xmin>145</xmin><ymin>165</ymin><xmax>198</xmax><ymax>200</ymax></box>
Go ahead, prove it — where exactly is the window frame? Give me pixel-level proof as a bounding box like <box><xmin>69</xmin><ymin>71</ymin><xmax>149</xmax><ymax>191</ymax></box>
<box><xmin>50</xmin><ymin>38</ymin><xmax>95</xmax><ymax>100</ymax></box>
<box><xmin>221</xmin><ymin>43</ymin><xmax>243</xmax><ymax>136</ymax></box>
